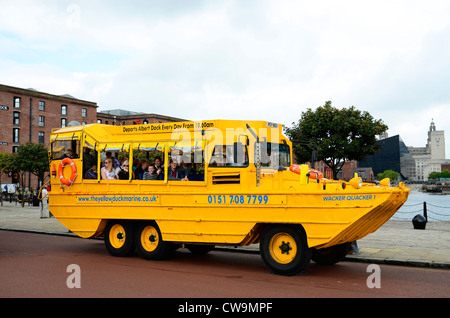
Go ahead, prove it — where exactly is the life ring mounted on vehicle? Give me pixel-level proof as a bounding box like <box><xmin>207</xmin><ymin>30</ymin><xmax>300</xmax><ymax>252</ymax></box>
<box><xmin>289</xmin><ymin>164</ymin><xmax>324</xmax><ymax>180</ymax></box>
<box><xmin>58</xmin><ymin>158</ymin><xmax>78</xmax><ymax>186</ymax></box>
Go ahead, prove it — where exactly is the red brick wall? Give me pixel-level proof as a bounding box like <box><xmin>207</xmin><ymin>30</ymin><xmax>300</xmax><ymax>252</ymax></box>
<box><xmin>0</xmin><ymin>85</ymin><xmax>97</xmax><ymax>188</ymax></box>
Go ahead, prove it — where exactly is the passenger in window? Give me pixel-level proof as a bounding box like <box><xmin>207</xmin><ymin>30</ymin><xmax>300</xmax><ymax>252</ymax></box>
<box><xmin>168</xmin><ymin>159</ymin><xmax>189</xmax><ymax>181</ymax></box>
<box><xmin>137</xmin><ymin>159</ymin><xmax>149</xmax><ymax>180</ymax></box>
<box><xmin>85</xmin><ymin>165</ymin><xmax>97</xmax><ymax>179</ymax></box>
<box><xmin>179</xmin><ymin>160</ymin><xmax>191</xmax><ymax>177</ymax></box>
<box><xmin>154</xmin><ymin>156</ymin><xmax>163</xmax><ymax>175</ymax></box>
<box><xmin>60</xmin><ymin>149</ymin><xmax>75</xmax><ymax>159</ymax></box>
<box><xmin>101</xmin><ymin>158</ymin><xmax>119</xmax><ymax>179</ymax></box>
<box><xmin>143</xmin><ymin>164</ymin><xmax>159</xmax><ymax>180</ymax></box>
<box><xmin>102</xmin><ymin>152</ymin><xmax>120</xmax><ymax>169</ymax></box>
<box><xmin>132</xmin><ymin>158</ymin><xmax>140</xmax><ymax>175</ymax></box>
<box><xmin>118</xmin><ymin>159</ymin><xmax>133</xmax><ymax>180</ymax></box>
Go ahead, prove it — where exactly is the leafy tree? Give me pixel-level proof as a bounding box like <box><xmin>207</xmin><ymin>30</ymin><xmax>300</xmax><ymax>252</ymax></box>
<box><xmin>428</xmin><ymin>170</ymin><xmax>450</xmax><ymax>180</ymax></box>
<box><xmin>17</xmin><ymin>142</ymin><xmax>50</xmax><ymax>185</ymax></box>
<box><xmin>1</xmin><ymin>143</ymin><xmax>49</xmax><ymax>207</ymax></box>
<box><xmin>285</xmin><ymin>101</ymin><xmax>388</xmax><ymax>179</ymax></box>
<box><xmin>428</xmin><ymin>171</ymin><xmax>441</xmax><ymax>180</ymax></box>
<box><xmin>377</xmin><ymin>170</ymin><xmax>399</xmax><ymax>181</ymax></box>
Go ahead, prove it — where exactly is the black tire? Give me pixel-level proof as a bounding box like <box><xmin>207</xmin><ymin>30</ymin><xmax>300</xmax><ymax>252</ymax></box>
<box><xmin>186</xmin><ymin>244</ymin><xmax>215</xmax><ymax>254</ymax></box>
<box><xmin>260</xmin><ymin>224</ymin><xmax>311</xmax><ymax>276</ymax></box>
<box><xmin>135</xmin><ymin>221</ymin><xmax>173</xmax><ymax>260</ymax></box>
<box><xmin>312</xmin><ymin>243</ymin><xmax>350</xmax><ymax>265</ymax></box>
<box><xmin>104</xmin><ymin>220</ymin><xmax>135</xmax><ymax>257</ymax></box>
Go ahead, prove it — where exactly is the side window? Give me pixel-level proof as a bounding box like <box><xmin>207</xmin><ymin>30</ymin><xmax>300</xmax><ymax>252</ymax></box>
<box><xmin>51</xmin><ymin>138</ymin><xmax>80</xmax><ymax>160</ymax></box>
<box><xmin>209</xmin><ymin>142</ymin><xmax>248</xmax><ymax>167</ymax></box>
<box><xmin>82</xmin><ymin>141</ymin><xmax>98</xmax><ymax>180</ymax></box>
<box><xmin>132</xmin><ymin>143</ymin><xmax>164</xmax><ymax>181</ymax></box>
<box><xmin>99</xmin><ymin>146</ymin><xmax>130</xmax><ymax>180</ymax></box>
<box><xmin>260</xmin><ymin>143</ymin><xmax>291</xmax><ymax>168</ymax></box>
<box><xmin>169</xmin><ymin>141</ymin><xmax>204</xmax><ymax>181</ymax></box>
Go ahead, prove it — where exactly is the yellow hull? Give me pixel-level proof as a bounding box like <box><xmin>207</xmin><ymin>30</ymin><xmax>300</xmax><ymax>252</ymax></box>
<box><xmin>47</xmin><ymin>120</ymin><xmax>411</xmax><ymax>275</ymax></box>
<box><xmin>49</xmin><ymin>177</ymin><xmax>409</xmax><ymax>249</ymax></box>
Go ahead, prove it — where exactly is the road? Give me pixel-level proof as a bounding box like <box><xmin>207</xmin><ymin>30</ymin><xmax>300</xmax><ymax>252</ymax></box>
<box><xmin>1</xmin><ymin>230</ymin><xmax>449</xmax><ymax>300</ymax></box>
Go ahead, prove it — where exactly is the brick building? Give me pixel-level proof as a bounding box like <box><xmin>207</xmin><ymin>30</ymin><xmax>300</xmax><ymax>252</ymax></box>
<box><xmin>0</xmin><ymin>84</ymin><xmax>97</xmax><ymax>186</ymax></box>
<box><xmin>96</xmin><ymin>109</ymin><xmax>186</xmax><ymax>125</ymax></box>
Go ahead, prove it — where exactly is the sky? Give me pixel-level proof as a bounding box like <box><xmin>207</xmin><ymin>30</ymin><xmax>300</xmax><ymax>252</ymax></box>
<box><xmin>1</xmin><ymin>0</ymin><xmax>449</xmax><ymax>158</ymax></box>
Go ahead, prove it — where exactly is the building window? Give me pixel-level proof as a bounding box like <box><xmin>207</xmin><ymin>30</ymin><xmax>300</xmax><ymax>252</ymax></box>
<box><xmin>13</xmin><ymin>128</ymin><xmax>19</xmax><ymax>143</ymax></box>
<box><xmin>82</xmin><ymin>121</ymin><xmax>86</xmax><ymax>125</ymax></box>
<box><xmin>61</xmin><ymin>118</ymin><xmax>67</xmax><ymax>127</ymax></box>
<box><xmin>39</xmin><ymin>132</ymin><xmax>45</xmax><ymax>144</ymax></box>
<box><xmin>12</xmin><ymin>146</ymin><xmax>18</xmax><ymax>153</ymax></box>
<box><xmin>39</xmin><ymin>101</ymin><xmax>45</xmax><ymax>111</ymax></box>
<box><xmin>13</xmin><ymin>111</ymin><xmax>20</xmax><ymax>125</ymax></box>
<box><xmin>61</xmin><ymin>105</ymin><xmax>67</xmax><ymax>116</ymax></box>
<box><xmin>39</xmin><ymin>116</ymin><xmax>45</xmax><ymax>127</ymax></box>
<box><xmin>82</xmin><ymin>108</ymin><xmax>87</xmax><ymax>117</ymax></box>
<box><xmin>14</xmin><ymin>97</ymin><xmax>20</xmax><ymax>108</ymax></box>
<box><xmin>97</xmin><ymin>119</ymin><xmax>102</xmax><ymax>123</ymax></box>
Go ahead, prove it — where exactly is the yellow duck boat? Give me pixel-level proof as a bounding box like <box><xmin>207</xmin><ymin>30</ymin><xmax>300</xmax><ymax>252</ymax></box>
<box><xmin>47</xmin><ymin>119</ymin><xmax>410</xmax><ymax>275</ymax></box>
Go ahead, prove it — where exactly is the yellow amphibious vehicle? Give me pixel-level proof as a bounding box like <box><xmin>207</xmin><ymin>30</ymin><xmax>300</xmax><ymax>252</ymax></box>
<box><xmin>48</xmin><ymin>119</ymin><xmax>409</xmax><ymax>275</ymax></box>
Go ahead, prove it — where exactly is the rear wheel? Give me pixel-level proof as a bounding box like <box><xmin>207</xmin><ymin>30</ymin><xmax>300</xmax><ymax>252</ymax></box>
<box><xmin>135</xmin><ymin>221</ymin><xmax>173</xmax><ymax>260</ymax></box>
<box><xmin>312</xmin><ymin>243</ymin><xmax>350</xmax><ymax>265</ymax></box>
<box><xmin>104</xmin><ymin>220</ymin><xmax>135</xmax><ymax>257</ymax></box>
<box><xmin>260</xmin><ymin>225</ymin><xmax>311</xmax><ymax>276</ymax></box>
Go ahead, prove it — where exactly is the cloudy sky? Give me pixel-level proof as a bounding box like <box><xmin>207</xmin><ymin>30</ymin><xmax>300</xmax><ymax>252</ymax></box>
<box><xmin>1</xmin><ymin>0</ymin><xmax>449</xmax><ymax>157</ymax></box>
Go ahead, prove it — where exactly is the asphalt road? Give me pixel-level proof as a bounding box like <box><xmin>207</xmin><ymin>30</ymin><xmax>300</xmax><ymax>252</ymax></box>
<box><xmin>1</xmin><ymin>230</ymin><xmax>449</xmax><ymax>300</ymax></box>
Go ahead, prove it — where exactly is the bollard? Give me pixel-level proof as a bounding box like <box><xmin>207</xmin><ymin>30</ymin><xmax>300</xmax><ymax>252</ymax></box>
<box><xmin>412</xmin><ymin>214</ymin><xmax>427</xmax><ymax>230</ymax></box>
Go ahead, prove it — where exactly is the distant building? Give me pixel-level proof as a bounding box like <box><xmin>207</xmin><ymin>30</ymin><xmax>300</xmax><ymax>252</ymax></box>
<box><xmin>0</xmin><ymin>84</ymin><xmax>187</xmax><ymax>188</ymax></box>
<box><xmin>0</xmin><ymin>84</ymin><xmax>97</xmax><ymax>187</ymax></box>
<box><xmin>358</xmin><ymin>135</ymin><xmax>415</xmax><ymax>181</ymax></box>
<box><xmin>408</xmin><ymin>120</ymin><xmax>450</xmax><ymax>181</ymax></box>
<box><xmin>97</xmin><ymin>109</ymin><xmax>186</xmax><ymax>126</ymax></box>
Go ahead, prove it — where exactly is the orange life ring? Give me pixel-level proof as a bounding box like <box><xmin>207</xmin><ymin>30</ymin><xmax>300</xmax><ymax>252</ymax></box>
<box><xmin>58</xmin><ymin>158</ymin><xmax>77</xmax><ymax>186</ymax></box>
<box><xmin>289</xmin><ymin>164</ymin><xmax>324</xmax><ymax>179</ymax></box>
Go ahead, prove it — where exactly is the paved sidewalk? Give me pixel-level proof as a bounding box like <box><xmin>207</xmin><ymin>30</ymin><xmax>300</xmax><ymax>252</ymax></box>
<box><xmin>1</xmin><ymin>201</ymin><xmax>449</xmax><ymax>269</ymax></box>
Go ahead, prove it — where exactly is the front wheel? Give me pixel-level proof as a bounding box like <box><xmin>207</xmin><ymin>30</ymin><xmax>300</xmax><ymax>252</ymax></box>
<box><xmin>260</xmin><ymin>225</ymin><xmax>311</xmax><ymax>276</ymax></box>
<box><xmin>135</xmin><ymin>221</ymin><xmax>173</xmax><ymax>260</ymax></box>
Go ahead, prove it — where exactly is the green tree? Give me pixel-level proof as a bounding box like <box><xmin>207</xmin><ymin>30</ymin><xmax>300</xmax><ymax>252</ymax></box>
<box><xmin>377</xmin><ymin>170</ymin><xmax>399</xmax><ymax>181</ymax></box>
<box><xmin>17</xmin><ymin>142</ymin><xmax>50</xmax><ymax>185</ymax></box>
<box><xmin>285</xmin><ymin>101</ymin><xmax>388</xmax><ymax>179</ymax></box>
<box><xmin>428</xmin><ymin>171</ymin><xmax>441</xmax><ymax>180</ymax></box>
<box><xmin>1</xmin><ymin>143</ymin><xmax>49</xmax><ymax>207</ymax></box>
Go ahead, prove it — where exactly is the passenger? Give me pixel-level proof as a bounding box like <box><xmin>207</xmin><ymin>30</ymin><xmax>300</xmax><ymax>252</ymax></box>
<box><xmin>137</xmin><ymin>159</ymin><xmax>149</xmax><ymax>180</ymax></box>
<box><xmin>143</xmin><ymin>165</ymin><xmax>159</xmax><ymax>180</ymax></box>
<box><xmin>132</xmin><ymin>158</ymin><xmax>140</xmax><ymax>174</ymax></box>
<box><xmin>59</xmin><ymin>149</ymin><xmax>74</xmax><ymax>159</ymax></box>
<box><xmin>179</xmin><ymin>161</ymin><xmax>191</xmax><ymax>178</ymax></box>
<box><xmin>101</xmin><ymin>158</ymin><xmax>119</xmax><ymax>179</ymax></box>
<box><xmin>102</xmin><ymin>151</ymin><xmax>120</xmax><ymax>169</ymax></box>
<box><xmin>154</xmin><ymin>156</ymin><xmax>163</xmax><ymax>175</ymax></box>
<box><xmin>168</xmin><ymin>159</ymin><xmax>189</xmax><ymax>181</ymax></box>
<box><xmin>118</xmin><ymin>159</ymin><xmax>133</xmax><ymax>180</ymax></box>
<box><xmin>85</xmin><ymin>165</ymin><xmax>98</xmax><ymax>179</ymax></box>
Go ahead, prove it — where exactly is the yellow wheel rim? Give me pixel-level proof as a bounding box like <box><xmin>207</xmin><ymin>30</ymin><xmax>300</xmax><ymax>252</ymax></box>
<box><xmin>269</xmin><ymin>232</ymin><xmax>297</xmax><ymax>264</ymax></box>
<box><xmin>140</xmin><ymin>225</ymin><xmax>159</xmax><ymax>252</ymax></box>
<box><xmin>109</xmin><ymin>224</ymin><xmax>126</xmax><ymax>249</ymax></box>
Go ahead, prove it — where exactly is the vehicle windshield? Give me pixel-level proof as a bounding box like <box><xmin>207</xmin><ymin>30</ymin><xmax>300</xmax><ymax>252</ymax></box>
<box><xmin>260</xmin><ymin>143</ymin><xmax>290</xmax><ymax>168</ymax></box>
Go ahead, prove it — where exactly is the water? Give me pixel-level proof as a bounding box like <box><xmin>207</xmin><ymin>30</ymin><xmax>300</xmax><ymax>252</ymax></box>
<box><xmin>393</xmin><ymin>185</ymin><xmax>450</xmax><ymax>222</ymax></box>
